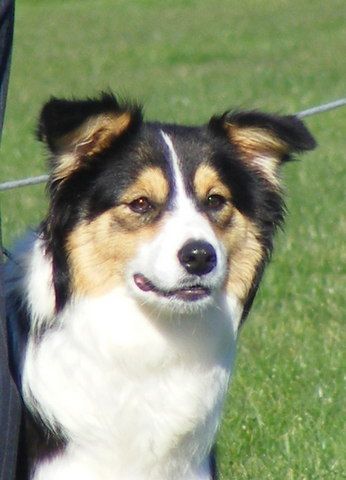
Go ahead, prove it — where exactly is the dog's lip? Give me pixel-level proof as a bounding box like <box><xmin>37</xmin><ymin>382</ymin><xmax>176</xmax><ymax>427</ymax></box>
<box><xmin>133</xmin><ymin>273</ymin><xmax>211</xmax><ymax>301</ymax></box>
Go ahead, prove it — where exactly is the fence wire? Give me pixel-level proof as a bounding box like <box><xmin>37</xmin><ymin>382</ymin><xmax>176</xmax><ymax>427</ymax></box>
<box><xmin>296</xmin><ymin>98</ymin><xmax>346</xmax><ymax>118</ymax></box>
<box><xmin>0</xmin><ymin>174</ymin><xmax>49</xmax><ymax>192</ymax></box>
<box><xmin>0</xmin><ymin>97</ymin><xmax>345</xmax><ymax>193</ymax></box>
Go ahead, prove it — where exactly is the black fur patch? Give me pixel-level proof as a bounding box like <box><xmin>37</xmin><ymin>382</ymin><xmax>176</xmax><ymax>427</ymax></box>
<box><xmin>15</xmin><ymin>409</ymin><xmax>67</xmax><ymax>480</ymax></box>
<box><xmin>209</xmin><ymin>445</ymin><xmax>218</xmax><ymax>479</ymax></box>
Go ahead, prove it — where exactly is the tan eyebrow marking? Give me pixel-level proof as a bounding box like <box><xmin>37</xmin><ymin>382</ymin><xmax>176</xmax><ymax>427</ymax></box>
<box><xmin>119</xmin><ymin>167</ymin><xmax>169</xmax><ymax>205</ymax></box>
<box><xmin>194</xmin><ymin>164</ymin><xmax>232</xmax><ymax>201</ymax></box>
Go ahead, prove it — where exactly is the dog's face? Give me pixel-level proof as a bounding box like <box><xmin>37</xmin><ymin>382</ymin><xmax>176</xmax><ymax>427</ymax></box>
<box><xmin>39</xmin><ymin>94</ymin><xmax>315</xmax><ymax>322</ymax></box>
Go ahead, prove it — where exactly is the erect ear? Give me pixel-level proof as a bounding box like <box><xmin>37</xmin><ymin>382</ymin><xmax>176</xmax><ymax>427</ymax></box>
<box><xmin>37</xmin><ymin>92</ymin><xmax>142</xmax><ymax>181</ymax></box>
<box><xmin>209</xmin><ymin>110</ymin><xmax>316</xmax><ymax>184</ymax></box>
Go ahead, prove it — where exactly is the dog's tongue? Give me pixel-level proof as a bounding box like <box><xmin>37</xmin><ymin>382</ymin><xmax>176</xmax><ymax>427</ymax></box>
<box><xmin>133</xmin><ymin>274</ymin><xmax>154</xmax><ymax>292</ymax></box>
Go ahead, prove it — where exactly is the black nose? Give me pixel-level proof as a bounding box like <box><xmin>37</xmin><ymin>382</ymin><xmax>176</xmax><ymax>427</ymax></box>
<box><xmin>178</xmin><ymin>240</ymin><xmax>217</xmax><ymax>276</ymax></box>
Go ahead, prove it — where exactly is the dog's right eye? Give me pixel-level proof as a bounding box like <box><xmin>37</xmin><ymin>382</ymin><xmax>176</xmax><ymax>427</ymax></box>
<box><xmin>128</xmin><ymin>197</ymin><xmax>153</xmax><ymax>214</ymax></box>
<box><xmin>205</xmin><ymin>194</ymin><xmax>226</xmax><ymax>211</ymax></box>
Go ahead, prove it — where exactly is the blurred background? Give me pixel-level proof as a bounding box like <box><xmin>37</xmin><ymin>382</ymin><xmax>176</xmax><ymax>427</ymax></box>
<box><xmin>0</xmin><ymin>0</ymin><xmax>345</xmax><ymax>478</ymax></box>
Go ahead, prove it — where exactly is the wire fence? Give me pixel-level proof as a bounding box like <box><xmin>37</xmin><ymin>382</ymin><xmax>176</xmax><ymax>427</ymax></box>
<box><xmin>0</xmin><ymin>97</ymin><xmax>345</xmax><ymax>193</ymax></box>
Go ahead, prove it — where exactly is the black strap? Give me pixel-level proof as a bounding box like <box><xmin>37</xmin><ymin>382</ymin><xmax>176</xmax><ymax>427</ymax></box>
<box><xmin>0</xmin><ymin>2</ymin><xmax>21</xmax><ymax>479</ymax></box>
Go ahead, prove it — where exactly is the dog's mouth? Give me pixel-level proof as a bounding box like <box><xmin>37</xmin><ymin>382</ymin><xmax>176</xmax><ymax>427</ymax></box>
<box><xmin>133</xmin><ymin>273</ymin><xmax>211</xmax><ymax>302</ymax></box>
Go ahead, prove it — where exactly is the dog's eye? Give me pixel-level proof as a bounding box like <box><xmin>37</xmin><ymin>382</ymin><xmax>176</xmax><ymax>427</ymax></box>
<box><xmin>205</xmin><ymin>194</ymin><xmax>226</xmax><ymax>211</ymax></box>
<box><xmin>129</xmin><ymin>197</ymin><xmax>153</xmax><ymax>214</ymax></box>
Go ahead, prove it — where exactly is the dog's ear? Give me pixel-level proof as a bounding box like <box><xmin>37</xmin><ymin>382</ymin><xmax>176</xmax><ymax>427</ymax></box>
<box><xmin>209</xmin><ymin>111</ymin><xmax>316</xmax><ymax>185</ymax></box>
<box><xmin>38</xmin><ymin>93</ymin><xmax>142</xmax><ymax>181</ymax></box>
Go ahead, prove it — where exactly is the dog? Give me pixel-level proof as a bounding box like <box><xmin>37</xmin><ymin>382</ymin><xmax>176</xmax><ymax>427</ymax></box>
<box><xmin>5</xmin><ymin>93</ymin><xmax>316</xmax><ymax>480</ymax></box>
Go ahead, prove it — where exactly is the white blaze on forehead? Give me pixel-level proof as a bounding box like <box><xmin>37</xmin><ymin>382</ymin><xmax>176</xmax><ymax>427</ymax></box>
<box><xmin>161</xmin><ymin>131</ymin><xmax>190</xmax><ymax>206</ymax></box>
<box><xmin>127</xmin><ymin>130</ymin><xmax>228</xmax><ymax>300</ymax></box>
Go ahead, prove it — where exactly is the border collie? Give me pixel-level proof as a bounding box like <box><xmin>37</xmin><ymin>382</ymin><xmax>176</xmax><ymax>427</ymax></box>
<box><xmin>5</xmin><ymin>93</ymin><xmax>316</xmax><ymax>480</ymax></box>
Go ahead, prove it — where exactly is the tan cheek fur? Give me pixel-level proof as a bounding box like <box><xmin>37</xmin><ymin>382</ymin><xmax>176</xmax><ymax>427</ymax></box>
<box><xmin>219</xmin><ymin>212</ymin><xmax>263</xmax><ymax>303</ymax></box>
<box><xmin>66</xmin><ymin>167</ymin><xmax>169</xmax><ymax>297</ymax></box>
<box><xmin>66</xmin><ymin>211</ymin><xmax>162</xmax><ymax>297</ymax></box>
<box><xmin>194</xmin><ymin>164</ymin><xmax>264</xmax><ymax>303</ymax></box>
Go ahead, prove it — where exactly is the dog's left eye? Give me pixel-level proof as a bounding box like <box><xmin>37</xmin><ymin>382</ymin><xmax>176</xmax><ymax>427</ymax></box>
<box><xmin>205</xmin><ymin>194</ymin><xmax>226</xmax><ymax>211</ymax></box>
<box><xmin>129</xmin><ymin>197</ymin><xmax>153</xmax><ymax>214</ymax></box>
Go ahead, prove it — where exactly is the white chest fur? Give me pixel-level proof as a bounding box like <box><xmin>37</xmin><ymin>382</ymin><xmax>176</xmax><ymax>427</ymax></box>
<box><xmin>23</xmin><ymin>289</ymin><xmax>240</xmax><ymax>480</ymax></box>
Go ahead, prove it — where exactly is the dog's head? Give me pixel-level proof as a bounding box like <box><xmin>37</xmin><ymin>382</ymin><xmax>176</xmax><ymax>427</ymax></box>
<box><xmin>38</xmin><ymin>93</ymin><xmax>315</xmax><ymax>324</ymax></box>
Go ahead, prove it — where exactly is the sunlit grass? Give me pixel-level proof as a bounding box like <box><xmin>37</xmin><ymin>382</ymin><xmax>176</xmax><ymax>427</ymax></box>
<box><xmin>1</xmin><ymin>1</ymin><xmax>345</xmax><ymax>478</ymax></box>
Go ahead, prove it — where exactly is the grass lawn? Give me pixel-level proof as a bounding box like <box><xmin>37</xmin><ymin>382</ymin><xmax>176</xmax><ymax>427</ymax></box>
<box><xmin>1</xmin><ymin>0</ymin><xmax>345</xmax><ymax>478</ymax></box>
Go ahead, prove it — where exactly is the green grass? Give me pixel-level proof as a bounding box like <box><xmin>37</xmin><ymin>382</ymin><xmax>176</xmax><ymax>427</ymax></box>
<box><xmin>1</xmin><ymin>0</ymin><xmax>345</xmax><ymax>478</ymax></box>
